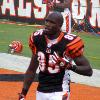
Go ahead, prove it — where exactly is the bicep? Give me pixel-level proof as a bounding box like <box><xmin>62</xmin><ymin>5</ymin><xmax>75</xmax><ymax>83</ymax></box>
<box><xmin>27</xmin><ymin>54</ymin><xmax>39</xmax><ymax>73</ymax></box>
<box><xmin>74</xmin><ymin>55</ymin><xmax>90</xmax><ymax>66</ymax></box>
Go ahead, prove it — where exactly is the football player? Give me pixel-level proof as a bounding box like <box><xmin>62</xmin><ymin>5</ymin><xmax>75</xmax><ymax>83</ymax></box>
<box><xmin>18</xmin><ymin>12</ymin><xmax>93</xmax><ymax>100</ymax></box>
<box><xmin>43</xmin><ymin>0</ymin><xmax>73</xmax><ymax>96</ymax></box>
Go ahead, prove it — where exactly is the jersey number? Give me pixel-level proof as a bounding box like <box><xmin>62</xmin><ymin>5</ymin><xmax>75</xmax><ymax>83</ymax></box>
<box><xmin>38</xmin><ymin>52</ymin><xmax>60</xmax><ymax>73</ymax></box>
<box><xmin>64</xmin><ymin>33</ymin><xmax>76</xmax><ymax>40</ymax></box>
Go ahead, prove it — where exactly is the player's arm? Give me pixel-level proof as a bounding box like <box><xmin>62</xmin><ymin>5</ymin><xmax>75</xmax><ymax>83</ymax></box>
<box><xmin>52</xmin><ymin>51</ymin><xmax>93</xmax><ymax>76</ymax></box>
<box><xmin>65</xmin><ymin>36</ymin><xmax>93</xmax><ymax>76</ymax></box>
<box><xmin>18</xmin><ymin>54</ymin><xmax>38</xmax><ymax>100</ymax></box>
<box><xmin>73</xmin><ymin>55</ymin><xmax>93</xmax><ymax>76</ymax></box>
<box><xmin>53</xmin><ymin>35</ymin><xmax>92</xmax><ymax>76</ymax></box>
<box><xmin>18</xmin><ymin>33</ymin><xmax>39</xmax><ymax>100</ymax></box>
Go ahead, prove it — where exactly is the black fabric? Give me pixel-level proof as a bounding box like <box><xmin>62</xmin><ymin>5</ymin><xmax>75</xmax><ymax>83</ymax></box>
<box><xmin>33</xmin><ymin>31</ymin><xmax>77</xmax><ymax>92</ymax></box>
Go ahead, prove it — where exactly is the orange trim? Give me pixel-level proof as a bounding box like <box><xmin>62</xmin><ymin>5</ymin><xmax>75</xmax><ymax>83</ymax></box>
<box><xmin>67</xmin><ymin>37</ymin><xmax>81</xmax><ymax>47</ymax></box>
<box><xmin>29</xmin><ymin>34</ymin><xmax>37</xmax><ymax>54</ymax></box>
<box><xmin>66</xmin><ymin>16</ymin><xmax>69</xmax><ymax>33</ymax></box>
<box><xmin>57</xmin><ymin>32</ymin><xmax>64</xmax><ymax>42</ymax></box>
<box><xmin>45</xmin><ymin>32</ymin><xmax>64</xmax><ymax>45</ymax></box>
<box><xmin>68</xmin><ymin>40</ymin><xmax>84</xmax><ymax>50</ymax></box>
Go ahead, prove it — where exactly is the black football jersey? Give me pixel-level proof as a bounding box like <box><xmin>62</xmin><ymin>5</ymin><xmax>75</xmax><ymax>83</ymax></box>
<box><xmin>29</xmin><ymin>29</ymin><xmax>82</xmax><ymax>92</ymax></box>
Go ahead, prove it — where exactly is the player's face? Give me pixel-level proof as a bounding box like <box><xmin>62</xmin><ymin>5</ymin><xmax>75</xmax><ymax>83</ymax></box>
<box><xmin>44</xmin><ymin>19</ymin><xmax>60</xmax><ymax>36</ymax></box>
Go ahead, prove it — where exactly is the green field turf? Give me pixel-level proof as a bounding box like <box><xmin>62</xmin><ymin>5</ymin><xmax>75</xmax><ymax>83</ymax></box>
<box><xmin>0</xmin><ymin>22</ymin><xmax>100</xmax><ymax>69</ymax></box>
<box><xmin>0</xmin><ymin>23</ymin><xmax>38</xmax><ymax>57</ymax></box>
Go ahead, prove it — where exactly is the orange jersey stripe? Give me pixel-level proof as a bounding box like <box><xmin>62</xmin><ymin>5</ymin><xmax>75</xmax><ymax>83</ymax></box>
<box><xmin>29</xmin><ymin>34</ymin><xmax>37</xmax><ymax>54</ymax></box>
<box><xmin>67</xmin><ymin>40</ymin><xmax>84</xmax><ymax>50</ymax></box>
<box><xmin>67</xmin><ymin>37</ymin><xmax>82</xmax><ymax>47</ymax></box>
<box><xmin>46</xmin><ymin>32</ymin><xmax>64</xmax><ymax>45</ymax></box>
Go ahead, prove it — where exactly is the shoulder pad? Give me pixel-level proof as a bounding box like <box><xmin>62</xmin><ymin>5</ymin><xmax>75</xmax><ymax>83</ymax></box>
<box><xmin>65</xmin><ymin>36</ymin><xmax>84</xmax><ymax>58</ymax></box>
<box><xmin>33</xmin><ymin>29</ymin><xmax>44</xmax><ymax>37</ymax></box>
<box><xmin>64</xmin><ymin>33</ymin><xmax>77</xmax><ymax>42</ymax></box>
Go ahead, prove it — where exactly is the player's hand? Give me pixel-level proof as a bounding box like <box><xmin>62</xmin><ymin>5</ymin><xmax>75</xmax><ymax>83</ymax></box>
<box><xmin>52</xmin><ymin>56</ymin><xmax>66</xmax><ymax>68</ymax></box>
<box><xmin>52</xmin><ymin>52</ymin><xmax>76</xmax><ymax>70</ymax></box>
<box><xmin>18</xmin><ymin>93</ymin><xmax>26</xmax><ymax>100</ymax></box>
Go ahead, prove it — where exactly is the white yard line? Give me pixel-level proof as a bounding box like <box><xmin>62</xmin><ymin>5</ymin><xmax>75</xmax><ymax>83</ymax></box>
<box><xmin>0</xmin><ymin>52</ymin><xmax>100</xmax><ymax>87</ymax></box>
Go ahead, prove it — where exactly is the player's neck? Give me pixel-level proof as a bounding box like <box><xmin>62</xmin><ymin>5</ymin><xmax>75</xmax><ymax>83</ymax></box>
<box><xmin>47</xmin><ymin>31</ymin><xmax>61</xmax><ymax>40</ymax></box>
<box><xmin>45</xmin><ymin>32</ymin><xmax>64</xmax><ymax>46</ymax></box>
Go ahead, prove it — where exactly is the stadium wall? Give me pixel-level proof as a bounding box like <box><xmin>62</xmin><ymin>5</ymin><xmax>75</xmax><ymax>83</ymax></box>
<box><xmin>0</xmin><ymin>0</ymin><xmax>100</xmax><ymax>35</ymax></box>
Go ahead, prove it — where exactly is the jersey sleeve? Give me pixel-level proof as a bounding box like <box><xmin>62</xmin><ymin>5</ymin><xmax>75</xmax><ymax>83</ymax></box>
<box><xmin>28</xmin><ymin>33</ymin><xmax>37</xmax><ymax>55</ymax></box>
<box><xmin>65</xmin><ymin>36</ymin><xmax>84</xmax><ymax>59</ymax></box>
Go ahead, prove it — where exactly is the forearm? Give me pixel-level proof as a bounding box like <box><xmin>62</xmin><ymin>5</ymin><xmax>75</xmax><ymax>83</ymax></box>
<box><xmin>21</xmin><ymin>55</ymin><xmax>38</xmax><ymax>96</ymax></box>
<box><xmin>69</xmin><ymin>55</ymin><xmax>93</xmax><ymax>76</ymax></box>
<box><xmin>18</xmin><ymin>70</ymin><xmax>35</xmax><ymax>100</ymax></box>
<box><xmin>21</xmin><ymin>70</ymin><xmax>35</xmax><ymax>96</ymax></box>
<box><xmin>72</xmin><ymin>65</ymin><xmax>93</xmax><ymax>76</ymax></box>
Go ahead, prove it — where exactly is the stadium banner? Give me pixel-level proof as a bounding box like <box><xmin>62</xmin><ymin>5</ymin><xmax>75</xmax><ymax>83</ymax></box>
<box><xmin>0</xmin><ymin>0</ymin><xmax>100</xmax><ymax>35</ymax></box>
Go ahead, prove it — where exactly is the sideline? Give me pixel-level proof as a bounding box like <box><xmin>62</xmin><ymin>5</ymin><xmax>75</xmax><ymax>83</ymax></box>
<box><xmin>0</xmin><ymin>21</ymin><xmax>44</xmax><ymax>28</ymax></box>
<box><xmin>0</xmin><ymin>53</ymin><xmax>100</xmax><ymax>87</ymax></box>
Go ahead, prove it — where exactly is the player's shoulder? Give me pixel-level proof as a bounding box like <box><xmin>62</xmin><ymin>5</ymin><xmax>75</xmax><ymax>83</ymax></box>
<box><xmin>29</xmin><ymin>29</ymin><xmax>44</xmax><ymax>45</ymax></box>
<box><xmin>32</xmin><ymin>29</ymin><xmax>44</xmax><ymax>37</ymax></box>
<box><xmin>63</xmin><ymin>33</ymin><xmax>84</xmax><ymax>45</ymax></box>
<box><xmin>64</xmin><ymin>33</ymin><xmax>84</xmax><ymax>58</ymax></box>
<box><xmin>63</xmin><ymin>33</ymin><xmax>78</xmax><ymax>41</ymax></box>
